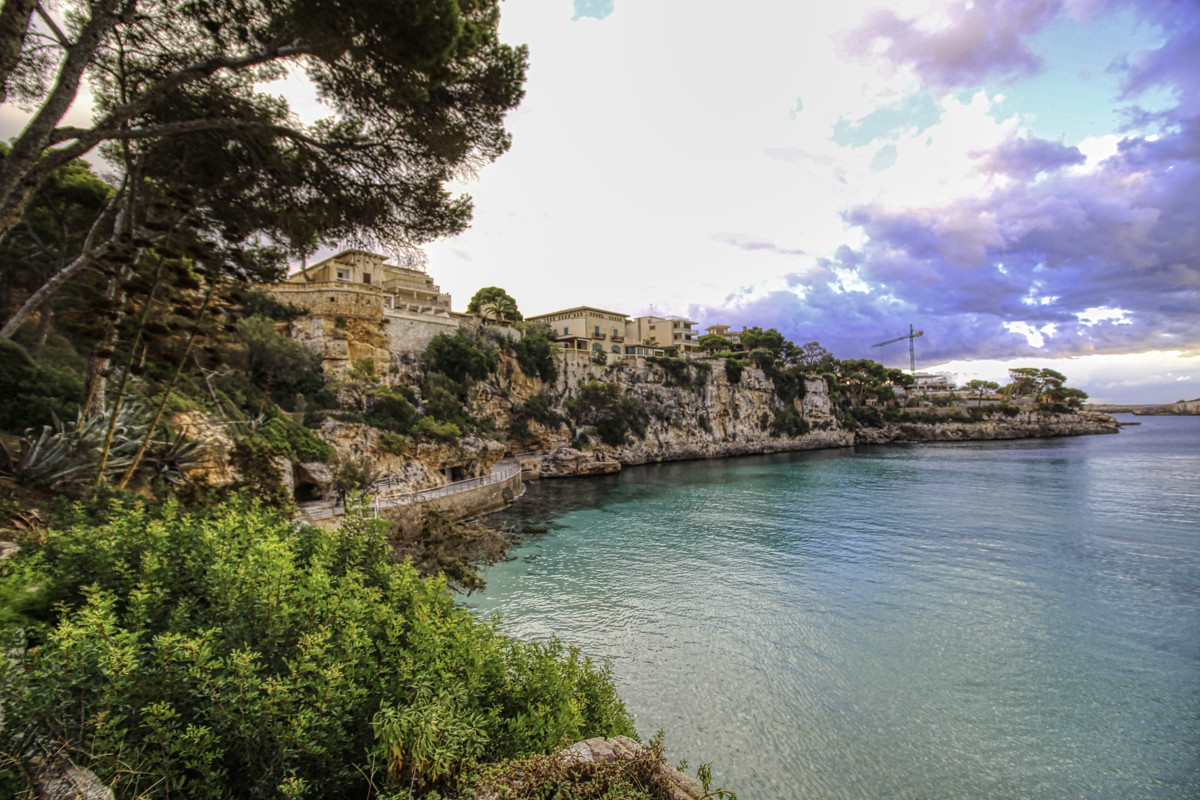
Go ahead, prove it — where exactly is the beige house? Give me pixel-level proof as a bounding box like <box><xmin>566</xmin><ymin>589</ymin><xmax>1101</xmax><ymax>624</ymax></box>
<box><xmin>704</xmin><ymin>323</ymin><xmax>746</xmax><ymax>352</ymax></box>
<box><xmin>277</xmin><ymin>249</ymin><xmax>452</xmax><ymax>315</ymax></box>
<box><xmin>626</xmin><ymin>315</ymin><xmax>699</xmax><ymax>354</ymax></box>
<box><xmin>525</xmin><ymin>306</ymin><xmax>630</xmax><ymax>353</ymax></box>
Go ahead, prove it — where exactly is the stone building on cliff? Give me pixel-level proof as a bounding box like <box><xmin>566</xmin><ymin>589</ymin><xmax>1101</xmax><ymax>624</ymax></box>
<box><xmin>267</xmin><ymin>249</ymin><xmax>466</xmax><ymax>354</ymax></box>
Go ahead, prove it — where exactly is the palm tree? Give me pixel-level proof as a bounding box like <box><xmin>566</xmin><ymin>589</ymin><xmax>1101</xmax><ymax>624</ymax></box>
<box><xmin>488</xmin><ymin>295</ymin><xmax>520</xmax><ymax>324</ymax></box>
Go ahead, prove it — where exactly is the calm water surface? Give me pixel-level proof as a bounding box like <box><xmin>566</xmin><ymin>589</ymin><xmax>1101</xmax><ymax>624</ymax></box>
<box><xmin>467</xmin><ymin>416</ymin><xmax>1200</xmax><ymax>799</ymax></box>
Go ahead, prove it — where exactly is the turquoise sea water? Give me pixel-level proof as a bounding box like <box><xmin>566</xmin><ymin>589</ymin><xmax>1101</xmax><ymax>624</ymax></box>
<box><xmin>466</xmin><ymin>416</ymin><xmax>1200</xmax><ymax>800</ymax></box>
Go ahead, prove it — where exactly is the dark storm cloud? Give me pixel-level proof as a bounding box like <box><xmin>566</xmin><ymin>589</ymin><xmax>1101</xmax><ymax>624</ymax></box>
<box><xmin>842</xmin><ymin>0</ymin><xmax>1062</xmax><ymax>90</ymax></box>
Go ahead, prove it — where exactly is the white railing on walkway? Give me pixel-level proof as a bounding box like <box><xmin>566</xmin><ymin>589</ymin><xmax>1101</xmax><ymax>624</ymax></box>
<box><xmin>298</xmin><ymin>462</ymin><xmax>521</xmax><ymax>522</ymax></box>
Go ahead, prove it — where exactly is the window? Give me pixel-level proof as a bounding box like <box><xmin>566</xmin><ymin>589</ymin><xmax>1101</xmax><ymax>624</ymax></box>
<box><xmin>362</xmin><ymin>273</ymin><xmax>372</xmax><ymax>285</ymax></box>
<box><xmin>563</xmin><ymin>326</ymin><xmax>569</xmax><ymax>335</ymax></box>
<box><xmin>611</xmin><ymin>345</ymin><xmax>619</xmax><ymax>353</ymax></box>
<box><xmin>592</xmin><ymin>342</ymin><xmax>602</xmax><ymax>352</ymax></box>
<box><xmin>594</xmin><ymin>325</ymin><xmax>600</xmax><ymax>336</ymax></box>
<box><xmin>612</xmin><ymin>328</ymin><xmax>619</xmax><ymax>337</ymax></box>
<box><xmin>336</xmin><ymin>268</ymin><xmax>350</xmax><ymax>281</ymax></box>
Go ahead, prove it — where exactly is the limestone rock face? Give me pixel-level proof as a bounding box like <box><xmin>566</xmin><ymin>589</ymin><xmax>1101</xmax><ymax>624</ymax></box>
<box><xmin>477</xmin><ymin>351</ymin><xmax>854</xmax><ymax>477</ymax></box>
<box><xmin>323</xmin><ymin>420</ymin><xmax>505</xmax><ymax>494</ymax></box>
<box><xmin>169</xmin><ymin>409</ymin><xmax>238</xmax><ymax>486</ymax></box>
<box><xmin>291</xmin><ymin>315</ymin><xmax>390</xmax><ymax>379</ymax></box>
<box><xmin>519</xmin><ymin>446</ymin><xmax>622</xmax><ymax>478</ymax></box>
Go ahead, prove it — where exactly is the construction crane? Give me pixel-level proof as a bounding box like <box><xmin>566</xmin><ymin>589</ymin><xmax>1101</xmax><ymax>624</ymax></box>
<box><xmin>871</xmin><ymin>324</ymin><xmax>924</xmax><ymax>374</ymax></box>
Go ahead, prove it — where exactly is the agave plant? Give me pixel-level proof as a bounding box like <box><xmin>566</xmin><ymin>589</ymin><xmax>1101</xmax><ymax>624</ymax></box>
<box><xmin>0</xmin><ymin>414</ymin><xmax>111</xmax><ymax>489</ymax></box>
<box><xmin>143</xmin><ymin>432</ymin><xmax>208</xmax><ymax>486</ymax></box>
<box><xmin>0</xmin><ymin>402</ymin><xmax>205</xmax><ymax>491</ymax></box>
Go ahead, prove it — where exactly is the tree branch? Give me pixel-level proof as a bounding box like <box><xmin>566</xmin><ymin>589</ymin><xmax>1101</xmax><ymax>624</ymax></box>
<box><xmin>0</xmin><ymin>15</ymin><xmax>307</xmax><ymax>242</ymax></box>
<box><xmin>33</xmin><ymin>2</ymin><xmax>68</xmax><ymax>48</ymax></box>
<box><xmin>52</xmin><ymin>116</ymin><xmax>331</xmax><ymax>150</ymax></box>
<box><xmin>0</xmin><ymin>0</ymin><xmax>37</xmax><ymax>101</ymax></box>
<box><xmin>0</xmin><ymin>0</ymin><xmax>125</xmax><ymax>239</ymax></box>
<box><xmin>0</xmin><ymin>179</ymin><xmax>125</xmax><ymax>338</ymax></box>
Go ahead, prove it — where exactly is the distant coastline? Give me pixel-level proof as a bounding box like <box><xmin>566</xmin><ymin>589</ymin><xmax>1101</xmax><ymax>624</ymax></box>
<box><xmin>1089</xmin><ymin>398</ymin><xmax>1200</xmax><ymax>416</ymax></box>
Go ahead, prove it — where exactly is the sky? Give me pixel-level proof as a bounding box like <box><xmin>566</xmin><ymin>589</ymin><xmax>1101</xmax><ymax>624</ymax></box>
<box><xmin>4</xmin><ymin>0</ymin><xmax>1197</xmax><ymax>404</ymax></box>
<box><xmin>414</xmin><ymin>0</ymin><xmax>1198</xmax><ymax>404</ymax></box>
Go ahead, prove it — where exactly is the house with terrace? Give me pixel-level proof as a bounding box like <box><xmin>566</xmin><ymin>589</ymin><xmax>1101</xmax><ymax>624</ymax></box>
<box><xmin>626</xmin><ymin>315</ymin><xmax>699</xmax><ymax>354</ymax></box>
<box><xmin>525</xmin><ymin>306</ymin><xmax>633</xmax><ymax>354</ymax></box>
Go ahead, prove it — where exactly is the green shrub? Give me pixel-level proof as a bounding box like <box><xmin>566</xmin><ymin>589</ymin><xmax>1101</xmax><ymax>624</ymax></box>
<box><xmin>771</xmin><ymin>406</ymin><xmax>811</xmax><ymax>437</ymax></box>
<box><xmin>366</xmin><ymin>388</ymin><xmax>417</xmax><ymax>434</ymax></box>
<box><xmin>647</xmin><ymin>356</ymin><xmax>692</xmax><ymax>387</ymax></box>
<box><xmin>377</xmin><ymin>432</ymin><xmax>410</xmax><ymax>455</ymax></box>
<box><xmin>724</xmin><ymin>358</ymin><xmax>743</xmax><ymax>384</ymax></box>
<box><xmin>254</xmin><ymin>412</ymin><xmax>334</xmax><ymax>462</ymax></box>
<box><xmin>228</xmin><ymin>436</ymin><xmax>290</xmax><ymax>505</ymax></box>
<box><xmin>564</xmin><ymin>382</ymin><xmax>648</xmax><ymax>447</ymax></box>
<box><xmin>424</xmin><ymin>330</ymin><xmax>497</xmax><ymax>384</ymax></box>
<box><xmin>478</xmin><ymin>740</ymin><xmax>665</xmax><ymax>800</ymax></box>
<box><xmin>513</xmin><ymin>324</ymin><xmax>558</xmax><ymax>382</ymax></box>
<box><xmin>521</xmin><ymin>393</ymin><xmax>562</xmax><ymax>427</ymax></box>
<box><xmin>239</xmin><ymin>290</ymin><xmax>306</xmax><ymax>321</ymax></box>
<box><xmin>0</xmin><ymin>338</ymin><xmax>83</xmax><ymax>432</ymax></box>
<box><xmin>412</xmin><ymin>416</ymin><xmax>462</xmax><ymax>443</ymax></box>
<box><xmin>0</xmin><ymin>499</ymin><xmax>635</xmax><ymax>798</ymax></box>
<box><xmin>849</xmin><ymin>406</ymin><xmax>883</xmax><ymax>427</ymax></box>
<box><xmin>509</xmin><ymin>417</ymin><xmax>531</xmax><ymax>441</ymax></box>
<box><xmin>420</xmin><ymin>371</ymin><xmax>469</xmax><ymax>425</ymax></box>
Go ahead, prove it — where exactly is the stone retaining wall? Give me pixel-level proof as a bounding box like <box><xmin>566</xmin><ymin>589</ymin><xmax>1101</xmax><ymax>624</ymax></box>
<box><xmin>378</xmin><ymin>467</ymin><xmax>523</xmax><ymax>533</ymax></box>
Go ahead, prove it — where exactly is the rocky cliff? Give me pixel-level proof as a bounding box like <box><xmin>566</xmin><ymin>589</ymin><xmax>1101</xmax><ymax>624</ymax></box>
<box><xmin>198</xmin><ymin>319</ymin><xmax>1121</xmax><ymax>499</ymax></box>
<box><xmin>471</xmin><ymin>349</ymin><xmax>853</xmax><ymax>478</ymax></box>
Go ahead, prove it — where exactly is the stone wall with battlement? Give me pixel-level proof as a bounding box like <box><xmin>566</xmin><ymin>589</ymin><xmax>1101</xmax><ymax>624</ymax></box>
<box><xmin>383</xmin><ymin>307</ymin><xmax>463</xmax><ymax>353</ymax></box>
<box><xmin>267</xmin><ymin>281</ymin><xmax>384</xmax><ymax>320</ymax></box>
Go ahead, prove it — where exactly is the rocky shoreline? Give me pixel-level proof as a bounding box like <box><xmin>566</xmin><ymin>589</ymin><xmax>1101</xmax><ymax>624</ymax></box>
<box><xmin>1089</xmin><ymin>399</ymin><xmax>1199</xmax><ymax>416</ymax></box>
<box><xmin>516</xmin><ymin>409</ymin><xmax>1119</xmax><ymax>480</ymax></box>
<box><xmin>853</xmin><ymin>410</ymin><xmax>1119</xmax><ymax>445</ymax></box>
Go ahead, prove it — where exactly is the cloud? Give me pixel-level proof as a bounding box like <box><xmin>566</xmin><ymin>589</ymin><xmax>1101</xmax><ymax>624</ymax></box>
<box><xmin>712</xmin><ymin>233</ymin><xmax>806</xmax><ymax>256</ymax></box>
<box><xmin>973</xmin><ymin>134</ymin><xmax>1086</xmax><ymax>177</ymax></box>
<box><xmin>842</xmin><ymin>0</ymin><xmax>1063</xmax><ymax>90</ymax></box>
<box><xmin>413</xmin><ymin>0</ymin><xmax>1196</xmax><ymax>401</ymax></box>
<box><xmin>1115</xmin><ymin>3</ymin><xmax>1200</xmax><ymax>116</ymax></box>
<box><xmin>829</xmin><ymin>124</ymin><xmax>1200</xmax><ymax>358</ymax></box>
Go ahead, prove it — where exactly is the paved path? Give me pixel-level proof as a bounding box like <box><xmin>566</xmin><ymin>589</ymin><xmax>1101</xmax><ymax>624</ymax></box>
<box><xmin>297</xmin><ymin>461</ymin><xmax>521</xmax><ymax>522</ymax></box>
